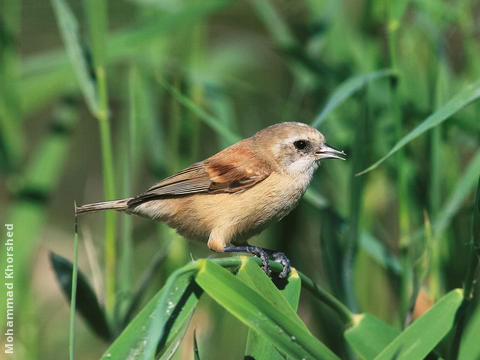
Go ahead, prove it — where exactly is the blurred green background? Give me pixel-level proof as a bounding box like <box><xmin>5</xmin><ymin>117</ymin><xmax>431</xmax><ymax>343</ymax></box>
<box><xmin>1</xmin><ymin>0</ymin><xmax>480</xmax><ymax>359</ymax></box>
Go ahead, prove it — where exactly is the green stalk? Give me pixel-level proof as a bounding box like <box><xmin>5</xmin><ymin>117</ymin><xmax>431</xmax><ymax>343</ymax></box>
<box><xmin>164</xmin><ymin>76</ymin><xmax>189</xmax><ymax>272</ymax></box>
<box><xmin>69</xmin><ymin>214</ymin><xmax>80</xmax><ymax>360</ymax></box>
<box><xmin>387</xmin><ymin>0</ymin><xmax>412</xmax><ymax>321</ymax></box>
<box><xmin>429</xmin><ymin>57</ymin><xmax>448</xmax><ymax>299</ymax></box>
<box><xmin>0</xmin><ymin>0</ymin><xmax>23</xmax><ymax>168</ymax></box>
<box><xmin>187</xmin><ymin>23</ymin><xmax>204</xmax><ymax>160</ymax></box>
<box><xmin>117</xmin><ymin>76</ymin><xmax>134</xmax><ymax>323</ymax></box>
<box><xmin>97</xmin><ymin>70</ymin><xmax>117</xmax><ymax>319</ymax></box>
<box><xmin>248</xmin><ymin>0</ymin><xmax>296</xmax><ymax>48</ymax></box>
<box><xmin>463</xmin><ymin>179</ymin><xmax>480</xmax><ymax>301</ymax></box>
<box><xmin>343</xmin><ymin>89</ymin><xmax>369</xmax><ymax>312</ymax></box>
<box><xmin>449</xmin><ymin>178</ymin><xmax>480</xmax><ymax>359</ymax></box>
<box><xmin>299</xmin><ymin>272</ymin><xmax>354</xmax><ymax>326</ymax></box>
<box><xmin>84</xmin><ymin>0</ymin><xmax>117</xmax><ymax>319</ymax></box>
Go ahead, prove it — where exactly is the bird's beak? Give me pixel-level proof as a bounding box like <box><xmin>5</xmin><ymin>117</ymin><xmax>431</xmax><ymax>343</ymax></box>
<box><xmin>315</xmin><ymin>143</ymin><xmax>346</xmax><ymax>160</ymax></box>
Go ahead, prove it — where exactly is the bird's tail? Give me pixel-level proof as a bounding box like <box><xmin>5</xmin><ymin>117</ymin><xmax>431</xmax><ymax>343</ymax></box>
<box><xmin>75</xmin><ymin>198</ymin><xmax>131</xmax><ymax>214</ymax></box>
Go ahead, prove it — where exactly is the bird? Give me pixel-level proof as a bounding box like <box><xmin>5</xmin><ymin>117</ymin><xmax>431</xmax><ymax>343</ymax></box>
<box><xmin>75</xmin><ymin>122</ymin><xmax>345</xmax><ymax>277</ymax></box>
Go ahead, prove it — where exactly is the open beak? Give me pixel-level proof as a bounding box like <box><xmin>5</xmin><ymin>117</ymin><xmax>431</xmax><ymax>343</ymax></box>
<box><xmin>316</xmin><ymin>143</ymin><xmax>346</xmax><ymax>160</ymax></box>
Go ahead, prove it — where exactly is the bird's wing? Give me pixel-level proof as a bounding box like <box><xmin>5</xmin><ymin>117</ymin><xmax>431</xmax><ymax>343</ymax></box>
<box><xmin>128</xmin><ymin>141</ymin><xmax>271</xmax><ymax>206</ymax></box>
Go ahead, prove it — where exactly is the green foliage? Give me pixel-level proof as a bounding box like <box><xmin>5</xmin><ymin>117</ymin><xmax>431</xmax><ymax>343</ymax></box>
<box><xmin>375</xmin><ymin>289</ymin><xmax>463</xmax><ymax>360</ymax></box>
<box><xmin>359</xmin><ymin>79</ymin><xmax>480</xmax><ymax>175</ymax></box>
<box><xmin>241</xmin><ymin>259</ymin><xmax>302</xmax><ymax>360</ymax></box>
<box><xmin>196</xmin><ymin>259</ymin><xmax>340</xmax><ymax>360</ymax></box>
<box><xmin>345</xmin><ymin>314</ymin><xmax>400</xmax><ymax>360</ymax></box>
<box><xmin>50</xmin><ymin>252</ymin><xmax>111</xmax><ymax>342</ymax></box>
<box><xmin>311</xmin><ymin>69</ymin><xmax>395</xmax><ymax>128</ymax></box>
<box><xmin>51</xmin><ymin>0</ymin><xmax>98</xmax><ymax>114</ymax></box>
<box><xmin>459</xmin><ymin>301</ymin><xmax>480</xmax><ymax>359</ymax></box>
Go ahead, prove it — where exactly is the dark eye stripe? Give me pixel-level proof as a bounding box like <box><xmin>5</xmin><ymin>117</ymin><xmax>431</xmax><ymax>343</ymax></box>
<box><xmin>294</xmin><ymin>140</ymin><xmax>308</xmax><ymax>150</ymax></box>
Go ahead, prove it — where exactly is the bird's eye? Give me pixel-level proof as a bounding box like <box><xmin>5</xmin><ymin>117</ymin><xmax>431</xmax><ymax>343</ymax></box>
<box><xmin>293</xmin><ymin>140</ymin><xmax>308</xmax><ymax>150</ymax></box>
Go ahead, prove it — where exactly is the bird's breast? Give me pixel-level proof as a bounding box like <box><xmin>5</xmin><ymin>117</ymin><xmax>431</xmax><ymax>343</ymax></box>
<box><xmin>131</xmin><ymin>171</ymin><xmax>312</xmax><ymax>244</ymax></box>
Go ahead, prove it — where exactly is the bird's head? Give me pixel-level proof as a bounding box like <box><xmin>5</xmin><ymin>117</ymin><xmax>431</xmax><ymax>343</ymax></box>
<box><xmin>254</xmin><ymin>122</ymin><xmax>346</xmax><ymax>176</ymax></box>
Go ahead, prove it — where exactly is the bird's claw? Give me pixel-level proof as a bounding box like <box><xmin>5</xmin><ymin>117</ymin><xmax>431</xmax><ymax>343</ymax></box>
<box><xmin>272</xmin><ymin>252</ymin><xmax>290</xmax><ymax>278</ymax></box>
<box><xmin>223</xmin><ymin>246</ymin><xmax>291</xmax><ymax>278</ymax></box>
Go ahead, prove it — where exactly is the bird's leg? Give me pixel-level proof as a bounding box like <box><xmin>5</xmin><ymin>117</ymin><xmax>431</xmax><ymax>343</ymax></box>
<box><xmin>223</xmin><ymin>246</ymin><xmax>271</xmax><ymax>276</ymax></box>
<box><xmin>223</xmin><ymin>246</ymin><xmax>291</xmax><ymax>278</ymax></box>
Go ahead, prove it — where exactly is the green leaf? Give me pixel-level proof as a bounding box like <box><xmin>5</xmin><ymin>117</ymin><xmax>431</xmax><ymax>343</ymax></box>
<box><xmin>360</xmin><ymin>233</ymin><xmax>402</xmax><ymax>275</ymax></box>
<box><xmin>248</xmin><ymin>0</ymin><xmax>296</xmax><ymax>48</ymax></box>
<box><xmin>433</xmin><ymin>150</ymin><xmax>480</xmax><ymax>236</ymax></box>
<box><xmin>122</xmin><ymin>247</ymin><xmax>169</xmax><ymax>327</ymax></box>
<box><xmin>157</xmin><ymin>313</ymin><xmax>194</xmax><ymax>360</ymax></box>
<box><xmin>101</xmin><ymin>264</ymin><xmax>201</xmax><ymax>360</ymax></box>
<box><xmin>237</xmin><ymin>258</ymin><xmax>305</xmax><ymax>328</ymax></box>
<box><xmin>69</xmin><ymin>220</ymin><xmax>79</xmax><ymax>360</ymax></box>
<box><xmin>359</xmin><ymin>80</ymin><xmax>480</xmax><ymax>175</ymax></box>
<box><xmin>0</xmin><ymin>100</ymin><xmax>78</xmax><ymax>344</ymax></box>
<box><xmin>158</xmin><ymin>79</ymin><xmax>241</xmax><ymax>145</ymax></box>
<box><xmin>239</xmin><ymin>258</ymin><xmax>303</xmax><ymax>360</ymax></box>
<box><xmin>195</xmin><ymin>259</ymin><xmax>340</xmax><ymax>360</ymax></box>
<box><xmin>459</xmin><ymin>301</ymin><xmax>480</xmax><ymax>360</ymax></box>
<box><xmin>50</xmin><ymin>0</ymin><xmax>98</xmax><ymax>114</ymax></box>
<box><xmin>50</xmin><ymin>252</ymin><xmax>111</xmax><ymax>342</ymax></box>
<box><xmin>311</xmin><ymin>69</ymin><xmax>395</xmax><ymax>128</ymax></box>
<box><xmin>22</xmin><ymin>1</ymin><xmax>231</xmax><ymax>116</ymax></box>
<box><xmin>374</xmin><ymin>289</ymin><xmax>463</xmax><ymax>360</ymax></box>
<box><xmin>345</xmin><ymin>314</ymin><xmax>400</xmax><ymax>360</ymax></box>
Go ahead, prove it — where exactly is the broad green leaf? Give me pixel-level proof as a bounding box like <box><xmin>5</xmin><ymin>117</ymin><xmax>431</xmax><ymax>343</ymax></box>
<box><xmin>238</xmin><ymin>258</ymin><xmax>303</xmax><ymax>360</ymax></box>
<box><xmin>51</xmin><ymin>0</ymin><xmax>98</xmax><ymax>114</ymax></box>
<box><xmin>311</xmin><ymin>69</ymin><xmax>395</xmax><ymax>128</ymax></box>
<box><xmin>359</xmin><ymin>80</ymin><xmax>480</xmax><ymax>175</ymax></box>
<box><xmin>195</xmin><ymin>259</ymin><xmax>340</xmax><ymax>360</ymax></box>
<box><xmin>50</xmin><ymin>252</ymin><xmax>112</xmax><ymax>343</ymax></box>
<box><xmin>375</xmin><ymin>289</ymin><xmax>463</xmax><ymax>360</ymax></box>
<box><xmin>459</xmin><ymin>301</ymin><xmax>480</xmax><ymax>360</ymax></box>
<box><xmin>237</xmin><ymin>258</ymin><xmax>305</xmax><ymax>329</ymax></box>
<box><xmin>157</xmin><ymin>313</ymin><xmax>194</xmax><ymax>360</ymax></box>
<box><xmin>101</xmin><ymin>264</ymin><xmax>201</xmax><ymax>360</ymax></box>
<box><xmin>345</xmin><ymin>314</ymin><xmax>400</xmax><ymax>360</ymax></box>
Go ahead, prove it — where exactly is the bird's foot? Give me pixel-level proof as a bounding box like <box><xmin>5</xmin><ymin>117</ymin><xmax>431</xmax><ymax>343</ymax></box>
<box><xmin>271</xmin><ymin>251</ymin><xmax>290</xmax><ymax>279</ymax></box>
<box><xmin>223</xmin><ymin>246</ymin><xmax>291</xmax><ymax>278</ymax></box>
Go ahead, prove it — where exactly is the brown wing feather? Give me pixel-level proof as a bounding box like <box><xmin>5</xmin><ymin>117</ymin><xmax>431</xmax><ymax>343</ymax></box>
<box><xmin>128</xmin><ymin>141</ymin><xmax>271</xmax><ymax>206</ymax></box>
